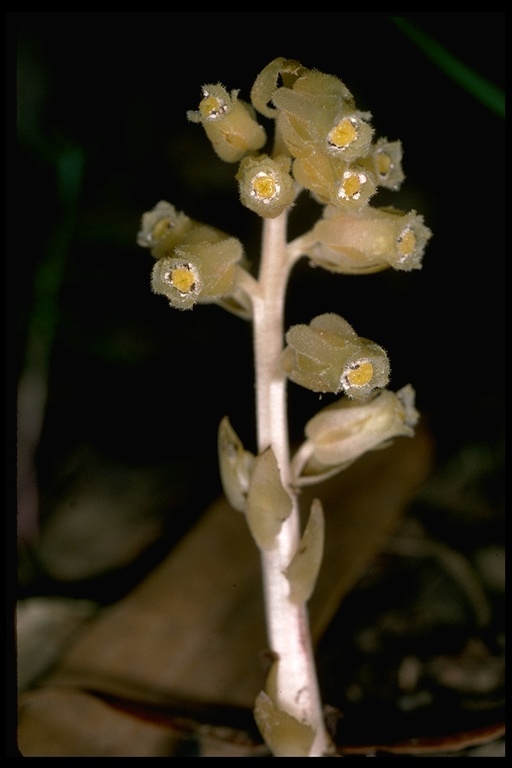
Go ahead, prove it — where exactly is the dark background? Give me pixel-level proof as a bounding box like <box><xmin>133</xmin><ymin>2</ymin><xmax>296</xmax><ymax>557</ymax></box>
<box><xmin>13</xmin><ymin>12</ymin><xmax>505</xmax><ymax>591</ymax></box>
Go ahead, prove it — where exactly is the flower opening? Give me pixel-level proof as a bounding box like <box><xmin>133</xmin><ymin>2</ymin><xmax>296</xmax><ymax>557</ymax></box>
<box><xmin>252</xmin><ymin>171</ymin><xmax>279</xmax><ymax>201</ymax></box>
<box><xmin>167</xmin><ymin>263</ymin><xmax>199</xmax><ymax>295</ymax></box>
<box><xmin>137</xmin><ymin>200</ymin><xmax>193</xmax><ymax>259</ymax></box>
<box><xmin>188</xmin><ymin>83</ymin><xmax>266</xmax><ymax>163</ymax></box>
<box><xmin>344</xmin><ymin>360</ymin><xmax>374</xmax><ymax>388</ymax></box>
<box><xmin>328</xmin><ymin>117</ymin><xmax>358</xmax><ymax>150</ymax></box>
<box><xmin>237</xmin><ymin>155</ymin><xmax>295</xmax><ymax>218</ymax></box>
<box><xmin>338</xmin><ymin>169</ymin><xmax>371</xmax><ymax>203</ymax></box>
<box><xmin>370</xmin><ymin>138</ymin><xmax>405</xmax><ymax>190</ymax></box>
<box><xmin>325</xmin><ymin>111</ymin><xmax>374</xmax><ymax>162</ymax></box>
<box><xmin>198</xmin><ymin>89</ymin><xmax>229</xmax><ymax>120</ymax></box>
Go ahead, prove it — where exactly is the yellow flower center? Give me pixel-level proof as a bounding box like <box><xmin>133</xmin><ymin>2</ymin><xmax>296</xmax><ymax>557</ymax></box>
<box><xmin>199</xmin><ymin>93</ymin><xmax>226</xmax><ymax>119</ymax></box>
<box><xmin>397</xmin><ymin>228</ymin><xmax>416</xmax><ymax>258</ymax></box>
<box><xmin>375</xmin><ymin>151</ymin><xmax>392</xmax><ymax>178</ymax></box>
<box><xmin>339</xmin><ymin>171</ymin><xmax>365</xmax><ymax>200</ymax></box>
<box><xmin>170</xmin><ymin>266</ymin><xmax>196</xmax><ymax>294</ymax></box>
<box><xmin>328</xmin><ymin>118</ymin><xmax>357</xmax><ymax>149</ymax></box>
<box><xmin>251</xmin><ymin>172</ymin><xmax>278</xmax><ymax>201</ymax></box>
<box><xmin>151</xmin><ymin>217</ymin><xmax>173</xmax><ymax>241</ymax></box>
<box><xmin>346</xmin><ymin>361</ymin><xmax>374</xmax><ymax>387</ymax></box>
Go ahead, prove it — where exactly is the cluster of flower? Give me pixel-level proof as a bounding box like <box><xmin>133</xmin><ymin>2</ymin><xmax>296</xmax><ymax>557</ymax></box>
<box><xmin>138</xmin><ymin>57</ymin><xmax>431</xmax><ymax>304</ymax></box>
<box><xmin>137</xmin><ymin>58</ymin><xmax>430</xmax><ymax>486</ymax></box>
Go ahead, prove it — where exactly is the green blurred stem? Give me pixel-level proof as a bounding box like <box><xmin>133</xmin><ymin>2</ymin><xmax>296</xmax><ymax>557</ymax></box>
<box><xmin>391</xmin><ymin>16</ymin><xmax>505</xmax><ymax>118</ymax></box>
<box><xmin>17</xmin><ymin>146</ymin><xmax>85</xmax><ymax>543</ymax></box>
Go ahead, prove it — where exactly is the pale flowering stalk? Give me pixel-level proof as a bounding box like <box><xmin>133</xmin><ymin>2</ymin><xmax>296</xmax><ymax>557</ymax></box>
<box><xmin>138</xmin><ymin>57</ymin><xmax>432</xmax><ymax>757</ymax></box>
<box><xmin>251</xmin><ymin>209</ymin><xmax>331</xmax><ymax>756</ymax></box>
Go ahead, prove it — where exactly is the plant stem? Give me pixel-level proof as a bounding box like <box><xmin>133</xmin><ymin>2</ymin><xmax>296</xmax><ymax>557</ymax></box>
<box><xmin>252</xmin><ymin>211</ymin><xmax>331</xmax><ymax>756</ymax></box>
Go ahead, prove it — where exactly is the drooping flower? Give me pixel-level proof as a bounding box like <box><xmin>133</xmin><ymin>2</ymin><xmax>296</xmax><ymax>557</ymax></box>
<box><xmin>291</xmin><ymin>384</ymin><xmax>419</xmax><ymax>485</ymax></box>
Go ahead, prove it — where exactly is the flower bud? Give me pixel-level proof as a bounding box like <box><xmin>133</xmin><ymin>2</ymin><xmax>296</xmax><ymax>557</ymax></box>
<box><xmin>250</xmin><ymin>57</ymin><xmax>307</xmax><ymax>118</ymax></box>
<box><xmin>151</xmin><ymin>226</ymin><xmax>244</xmax><ymax>310</ymax></box>
<box><xmin>281</xmin><ymin>313</ymin><xmax>390</xmax><ymax>398</ymax></box>
<box><xmin>291</xmin><ymin>67</ymin><xmax>353</xmax><ymax>105</ymax></box>
<box><xmin>236</xmin><ymin>154</ymin><xmax>296</xmax><ymax>218</ymax></box>
<box><xmin>305</xmin><ymin>205</ymin><xmax>432</xmax><ymax>274</ymax></box>
<box><xmin>136</xmin><ymin>200</ymin><xmax>194</xmax><ymax>259</ymax></box>
<box><xmin>292</xmin><ymin>385</ymin><xmax>419</xmax><ymax>485</ymax></box>
<box><xmin>187</xmin><ymin>84</ymin><xmax>266</xmax><ymax>163</ymax></box>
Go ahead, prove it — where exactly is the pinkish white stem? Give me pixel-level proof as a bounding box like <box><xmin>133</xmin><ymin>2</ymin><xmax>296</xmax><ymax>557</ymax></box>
<box><xmin>252</xmin><ymin>210</ymin><xmax>331</xmax><ymax>756</ymax></box>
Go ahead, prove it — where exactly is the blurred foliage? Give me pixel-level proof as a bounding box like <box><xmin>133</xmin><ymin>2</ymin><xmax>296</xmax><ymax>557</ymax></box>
<box><xmin>391</xmin><ymin>16</ymin><xmax>505</xmax><ymax>117</ymax></box>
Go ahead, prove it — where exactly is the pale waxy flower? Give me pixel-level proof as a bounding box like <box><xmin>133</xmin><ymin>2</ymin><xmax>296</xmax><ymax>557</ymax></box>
<box><xmin>364</xmin><ymin>137</ymin><xmax>405</xmax><ymax>191</ymax></box>
<box><xmin>136</xmin><ymin>200</ymin><xmax>194</xmax><ymax>260</ymax></box>
<box><xmin>281</xmin><ymin>313</ymin><xmax>390</xmax><ymax>398</ymax></box>
<box><xmin>187</xmin><ymin>83</ymin><xmax>266</xmax><ymax>163</ymax></box>
<box><xmin>151</xmin><ymin>226</ymin><xmax>243</xmax><ymax>310</ymax></box>
<box><xmin>274</xmin><ymin>92</ymin><xmax>373</xmax><ymax>164</ymax></box>
<box><xmin>305</xmin><ymin>204</ymin><xmax>432</xmax><ymax>274</ymax></box>
<box><xmin>292</xmin><ymin>154</ymin><xmax>377</xmax><ymax>210</ymax></box>
<box><xmin>291</xmin><ymin>384</ymin><xmax>419</xmax><ymax>486</ymax></box>
<box><xmin>236</xmin><ymin>154</ymin><xmax>296</xmax><ymax>218</ymax></box>
<box><xmin>138</xmin><ymin>201</ymin><xmax>246</xmax><ymax>310</ymax></box>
